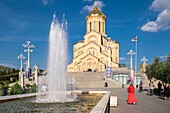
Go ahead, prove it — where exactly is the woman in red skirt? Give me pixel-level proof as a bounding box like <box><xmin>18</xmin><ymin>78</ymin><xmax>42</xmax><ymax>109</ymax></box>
<box><xmin>127</xmin><ymin>84</ymin><xmax>138</xmax><ymax>105</ymax></box>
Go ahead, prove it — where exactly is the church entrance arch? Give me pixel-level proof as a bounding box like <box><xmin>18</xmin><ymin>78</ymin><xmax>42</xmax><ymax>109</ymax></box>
<box><xmin>87</xmin><ymin>69</ymin><xmax>92</xmax><ymax>72</ymax></box>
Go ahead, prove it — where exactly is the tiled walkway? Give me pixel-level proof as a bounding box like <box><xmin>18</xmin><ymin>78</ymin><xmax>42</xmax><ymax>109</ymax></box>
<box><xmin>109</xmin><ymin>88</ymin><xmax>170</xmax><ymax>113</ymax></box>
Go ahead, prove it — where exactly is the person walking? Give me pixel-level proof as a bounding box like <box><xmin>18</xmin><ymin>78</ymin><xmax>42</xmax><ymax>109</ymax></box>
<box><xmin>149</xmin><ymin>81</ymin><xmax>154</xmax><ymax>96</ymax></box>
<box><xmin>139</xmin><ymin>81</ymin><xmax>143</xmax><ymax>92</ymax></box>
<box><xmin>127</xmin><ymin>84</ymin><xmax>138</xmax><ymax>105</ymax></box>
<box><xmin>157</xmin><ymin>81</ymin><xmax>162</xmax><ymax>96</ymax></box>
<box><xmin>104</xmin><ymin>82</ymin><xmax>108</xmax><ymax>88</ymax></box>
<box><xmin>164</xmin><ymin>85</ymin><xmax>170</xmax><ymax>100</ymax></box>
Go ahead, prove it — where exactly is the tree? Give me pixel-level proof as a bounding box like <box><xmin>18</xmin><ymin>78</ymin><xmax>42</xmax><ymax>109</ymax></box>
<box><xmin>145</xmin><ymin>65</ymin><xmax>152</xmax><ymax>80</ymax></box>
<box><xmin>3</xmin><ymin>70</ymin><xmax>7</xmax><ymax>75</ymax></box>
<box><xmin>9</xmin><ymin>83</ymin><xmax>24</xmax><ymax>95</ymax></box>
<box><xmin>7</xmin><ymin>69</ymin><xmax>10</xmax><ymax>75</ymax></box>
<box><xmin>164</xmin><ymin>56</ymin><xmax>170</xmax><ymax>84</ymax></box>
<box><xmin>145</xmin><ymin>56</ymin><xmax>170</xmax><ymax>84</ymax></box>
<box><xmin>29</xmin><ymin>83</ymin><xmax>37</xmax><ymax>93</ymax></box>
<box><xmin>0</xmin><ymin>84</ymin><xmax>8</xmax><ymax>96</ymax></box>
<box><xmin>0</xmin><ymin>81</ymin><xmax>9</xmax><ymax>96</ymax></box>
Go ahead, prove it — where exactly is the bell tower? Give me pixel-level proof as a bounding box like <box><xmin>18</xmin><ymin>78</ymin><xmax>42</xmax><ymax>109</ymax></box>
<box><xmin>85</xmin><ymin>4</ymin><xmax>106</xmax><ymax>35</ymax></box>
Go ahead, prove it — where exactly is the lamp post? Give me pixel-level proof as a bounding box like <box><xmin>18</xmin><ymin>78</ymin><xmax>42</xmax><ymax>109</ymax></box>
<box><xmin>24</xmin><ymin>61</ymin><xmax>28</xmax><ymax>69</ymax></box>
<box><xmin>127</xmin><ymin>50</ymin><xmax>135</xmax><ymax>70</ymax></box>
<box><xmin>141</xmin><ymin>56</ymin><xmax>148</xmax><ymax>72</ymax></box>
<box><xmin>33</xmin><ymin>65</ymin><xmax>39</xmax><ymax>85</ymax></box>
<box><xmin>107</xmin><ymin>37</ymin><xmax>112</xmax><ymax>67</ymax></box>
<box><xmin>17</xmin><ymin>53</ymin><xmax>25</xmax><ymax>71</ymax></box>
<box><xmin>22</xmin><ymin>41</ymin><xmax>35</xmax><ymax>69</ymax></box>
<box><xmin>127</xmin><ymin>50</ymin><xmax>135</xmax><ymax>84</ymax></box>
<box><xmin>106</xmin><ymin>37</ymin><xmax>113</xmax><ymax>78</ymax></box>
<box><xmin>17</xmin><ymin>53</ymin><xmax>25</xmax><ymax>89</ymax></box>
<box><xmin>141</xmin><ymin>56</ymin><xmax>147</xmax><ymax>65</ymax></box>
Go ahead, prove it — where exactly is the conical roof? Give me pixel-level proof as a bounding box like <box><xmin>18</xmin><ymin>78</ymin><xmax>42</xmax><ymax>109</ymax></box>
<box><xmin>86</xmin><ymin>6</ymin><xmax>106</xmax><ymax>19</ymax></box>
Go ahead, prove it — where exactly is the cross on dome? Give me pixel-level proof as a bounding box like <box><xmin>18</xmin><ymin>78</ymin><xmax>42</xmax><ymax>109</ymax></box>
<box><xmin>94</xmin><ymin>1</ymin><xmax>98</xmax><ymax>7</ymax></box>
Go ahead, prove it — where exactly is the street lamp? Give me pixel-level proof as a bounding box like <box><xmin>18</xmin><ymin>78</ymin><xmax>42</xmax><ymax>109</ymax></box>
<box><xmin>107</xmin><ymin>37</ymin><xmax>113</xmax><ymax>67</ymax></box>
<box><xmin>106</xmin><ymin>37</ymin><xmax>114</xmax><ymax>78</ymax></box>
<box><xmin>141</xmin><ymin>56</ymin><xmax>148</xmax><ymax>72</ymax></box>
<box><xmin>141</xmin><ymin>56</ymin><xmax>148</xmax><ymax>65</ymax></box>
<box><xmin>24</xmin><ymin>61</ymin><xmax>28</xmax><ymax>69</ymax></box>
<box><xmin>22</xmin><ymin>41</ymin><xmax>35</xmax><ymax>69</ymax></box>
<box><xmin>127</xmin><ymin>50</ymin><xmax>135</xmax><ymax>70</ymax></box>
<box><xmin>127</xmin><ymin>50</ymin><xmax>135</xmax><ymax>84</ymax></box>
<box><xmin>17</xmin><ymin>53</ymin><xmax>25</xmax><ymax>71</ymax></box>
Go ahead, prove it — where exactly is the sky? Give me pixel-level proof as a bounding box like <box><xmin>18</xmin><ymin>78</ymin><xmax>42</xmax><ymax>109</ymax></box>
<box><xmin>0</xmin><ymin>0</ymin><xmax>170</xmax><ymax>70</ymax></box>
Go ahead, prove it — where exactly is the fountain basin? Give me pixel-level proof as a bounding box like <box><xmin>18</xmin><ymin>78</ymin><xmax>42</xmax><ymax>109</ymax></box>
<box><xmin>0</xmin><ymin>90</ymin><xmax>110</xmax><ymax>112</ymax></box>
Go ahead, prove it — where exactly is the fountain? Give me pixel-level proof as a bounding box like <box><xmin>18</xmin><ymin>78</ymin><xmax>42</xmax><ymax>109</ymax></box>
<box><xmin>36</xmin><ymin>13</ymin><xmax>76</xmax><ymax>103</ymax></box>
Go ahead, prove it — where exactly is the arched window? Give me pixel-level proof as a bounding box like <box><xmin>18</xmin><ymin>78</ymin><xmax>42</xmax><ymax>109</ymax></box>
<box><xmin>116</xmin><ymin>57</ymin><xmax>118</xmax><ymax>63</ymax></box>
<box><xmin>87</xmin><ymin>59</ymin><xmax>93</xmax><ymax>68</ymax></box>
<box><xmin>102</xmin><ymin>22</ymin><xmax>104</xmax><ymax>32</ymax></box>
<box><xmin>94</xmin><ymin>21</ymin><xmax>96</xmax><ymax>31</ymax></box>
<box><xmin>99</xmin><ymin>66</ymin><xmax>102</xmax><ymax>71</ymax></box>
<box><xmin>93</xmin><ymin>51</ymin><xmax>95</xmax><ymax>55</ymax></box>
<box><xmin>99</xmin><ymin>21</ymin><xmax>100</xmax><ymax>32</ymax></box>
<box><xmin>88</xmin><ymin>36</ymin><xmax>96</xmax><ymax>43</ymax></box>
<box><xmin>87</xmin><ymin>48</ymin><xmax>97</xmax><ymax>56</ymax></box>
<box><xmin>90</xmin><ymin>22</ymin><xmax>91</xmax><ymax>31</ymax></box>
<box><xmin>77</xmin><ymin>66</ymin><xmax>81</xmax><ymax>72</ymax></box>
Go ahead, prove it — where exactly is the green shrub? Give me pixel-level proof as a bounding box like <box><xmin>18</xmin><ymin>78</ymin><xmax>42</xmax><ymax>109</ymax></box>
<box><xmin>0</xmin><ymin>88</ymin><xmax>4</xmax><ymax>96</ymax></box>
<box><xmin>9</xmin><ymin>83</ymin><xmax>24</xmax><ymax>95</ymax></box>
<box><xmin>29</xmin><ymin>84</ymin><xmax>37</xmax><ymax>93</ymax></box>
<box><xmin>0</xmin><ymin>84</ymin><xmax>9</xmax><ymax>96</ymax></box>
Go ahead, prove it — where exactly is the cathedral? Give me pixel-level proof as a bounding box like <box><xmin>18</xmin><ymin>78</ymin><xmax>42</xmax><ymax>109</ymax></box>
<box><xmin>67</xmin><ymin>6</ymin><xmax>119</xmax><ymax>72</ymax></box>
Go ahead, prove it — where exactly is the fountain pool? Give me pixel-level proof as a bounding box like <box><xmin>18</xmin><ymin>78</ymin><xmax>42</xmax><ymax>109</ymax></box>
<box><xmin>0</xmin><ymin>93</ymin><xmax>103</xmax><ymax>112</ymax></box>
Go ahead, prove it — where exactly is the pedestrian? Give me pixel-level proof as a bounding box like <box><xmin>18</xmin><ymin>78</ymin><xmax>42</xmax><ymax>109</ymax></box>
<box><xmin>149</xmin><ymin>81</ymin><xmax>154</xmax><ymax>96</ymax></box>
<box><xmin>157</xmin><ymin>81</ymin><xmax>162</xmax><ymax>96</ymax></box>
<box><xmin>104</xmin><ymin>82</ymin><xmax>108</xmax><ymax>88</ymax></box>
<box><xmin>164</xmin><ymin>85</ymin><xmax>170</xmax><ymax>100</ymax></box>
<box><xmin>127</xmin><ymin>84</ymin><xmax>138</xmax><ymax>105</ymax></box>
<box><xmin>163</xmin><ymin>84</ymin><xmax>166</xmax><ymax>96</ymax></box>
<box><xmin>139</xmin><ymin>81</ymin><xmax>143</xmax><ymax>92</ymax></box>
<box><xmin>136</xmin><ymin>84</ymin><xmax>138</xmax><ymax>88</ymax></box>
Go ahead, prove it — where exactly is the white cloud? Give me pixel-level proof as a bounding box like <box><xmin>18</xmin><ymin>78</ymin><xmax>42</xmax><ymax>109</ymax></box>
<box><xmin>42</xmin><ymin>0</ymin><xmax>48</xmax><ymax>5</ymax></box>
<box><xmin>119</xmin><ymin>57</ymin><xmax>126</xmax><ymax>61</ymax></box>
<box><xmin>149</xmin><ymin>0</ymin><xmax>170</xmax><ymax>11</ymax></box>
<box><xmin>81</xmin><ymin>0</ymin><xmax>105</xmax><ymax>13</ymax></box>
<box><xmin>83</xmin><ymin>0</ymin><xmax>93</xmax><ymax>2</ymax></box>
<box><xmin>141</xmin><ymin>0</ymin><xmax>170</xmax><ymax>32</ymax></box>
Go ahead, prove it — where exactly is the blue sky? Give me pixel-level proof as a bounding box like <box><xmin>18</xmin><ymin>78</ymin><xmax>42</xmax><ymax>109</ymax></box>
<box><xmin>0</xmin><ymin>0</ymin><xmax>170</xmax><ymax>70</ymax></box>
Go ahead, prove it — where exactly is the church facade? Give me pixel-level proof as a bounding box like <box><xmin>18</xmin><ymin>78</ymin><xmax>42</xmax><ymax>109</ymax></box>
<box><xmin>67</xmin><ymin>6</ymin><xmax>119</xmax><ymax>72</ymax></box>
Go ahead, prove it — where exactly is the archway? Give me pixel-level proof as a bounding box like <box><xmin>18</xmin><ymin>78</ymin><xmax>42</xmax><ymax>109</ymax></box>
<box><xmin>87</xmin><ymin>69</ymin><xmax>92</xmax><ymax>72</ymax></box>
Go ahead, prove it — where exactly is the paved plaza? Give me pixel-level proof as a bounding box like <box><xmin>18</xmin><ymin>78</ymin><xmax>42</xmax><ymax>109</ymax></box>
<box><xmin>109</xmin><ymin>88</ymin><xmax>170</xmax><ymax>113</ymax></box>
<box><xmin>82</xmin><ymin>88</ymin><xmax>170</xmax><ymax>113</ymax></box>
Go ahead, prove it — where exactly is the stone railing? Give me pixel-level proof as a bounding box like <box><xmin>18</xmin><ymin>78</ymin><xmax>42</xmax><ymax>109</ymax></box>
<box><xmin>90</xmin><ymin>91</ymin><xmax>111</xmax><ymax>113</ymax></box>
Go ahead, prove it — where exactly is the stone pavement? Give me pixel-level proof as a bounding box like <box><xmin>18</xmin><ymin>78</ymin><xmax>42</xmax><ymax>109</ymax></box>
<box><xmin>82</xmin><ymin>88</ymin><xmax>170</xmax><ymax>113</ymax></box>
<box><xmin>109</xmin><ymin>88</ymin><xmax>170</xmax><ymax>113</ymax></box>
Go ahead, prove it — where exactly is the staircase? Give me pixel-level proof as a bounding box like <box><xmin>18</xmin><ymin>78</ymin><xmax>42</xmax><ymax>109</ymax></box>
<box><xmin>67</xmin><ymin>72</ymin><xmax>121</xmax><ymax>89</ymax></box>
